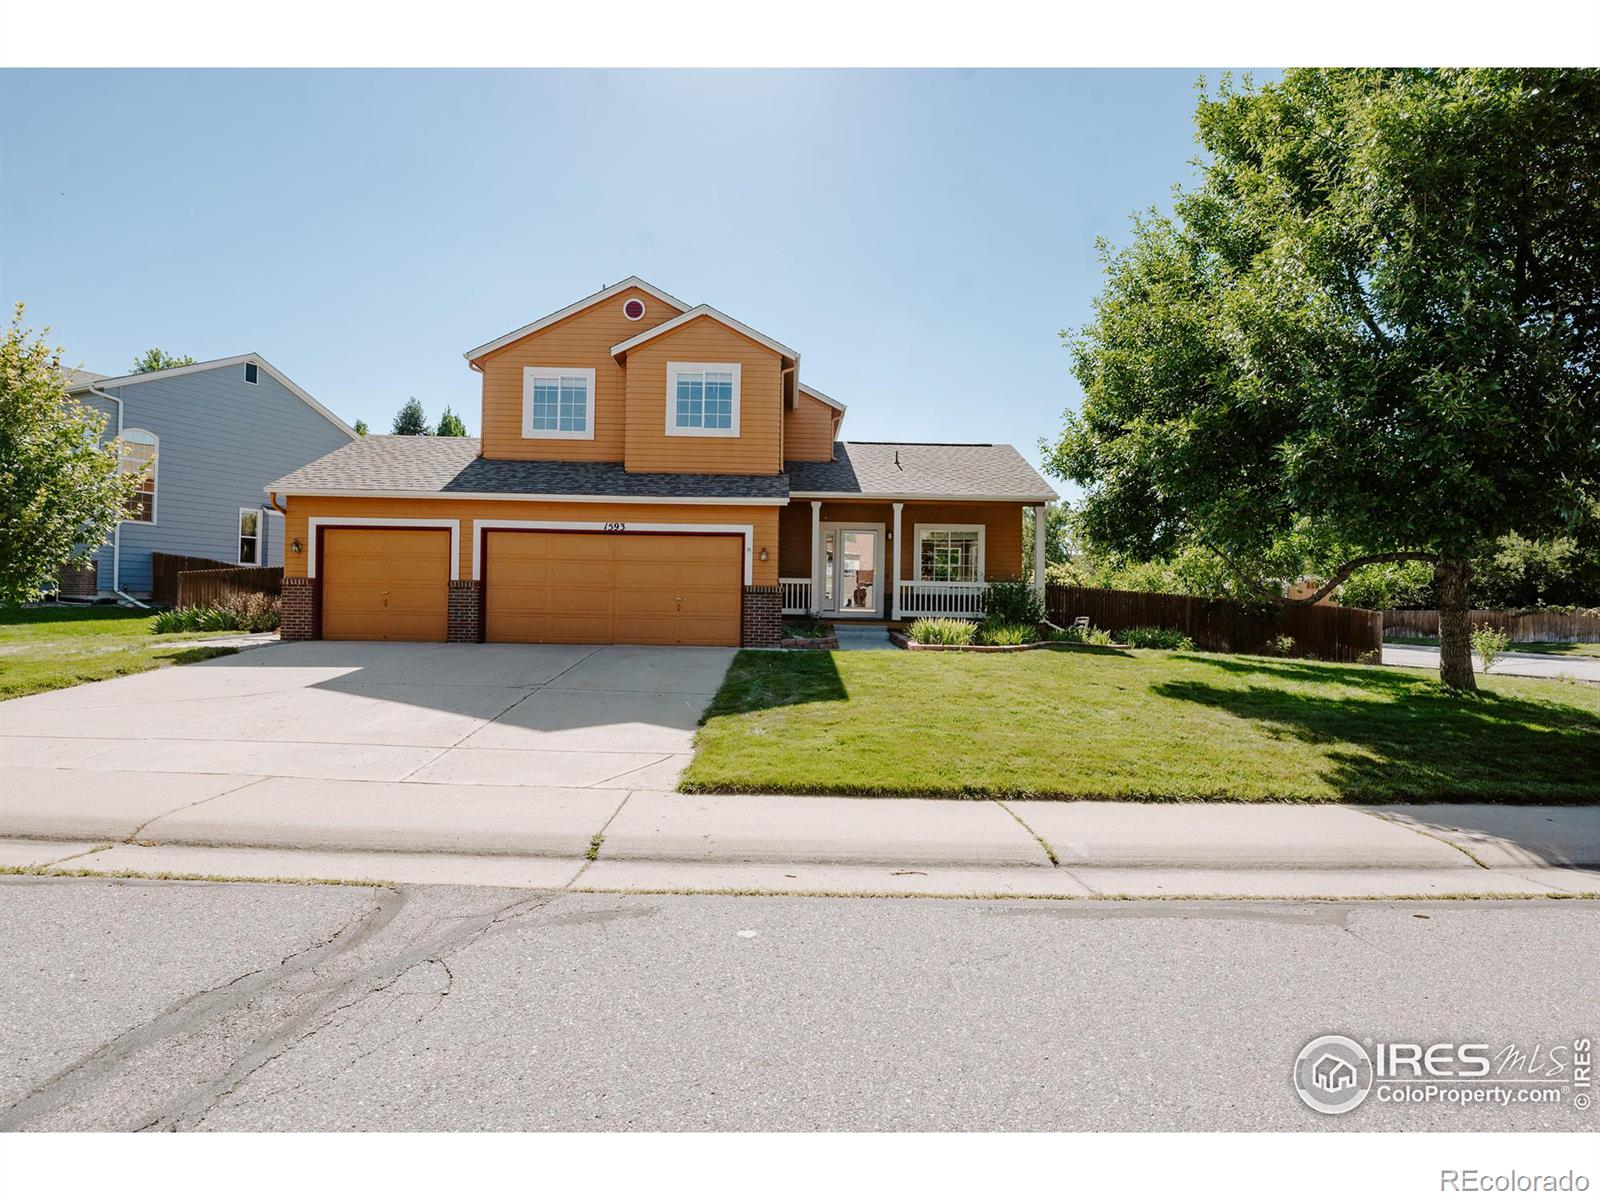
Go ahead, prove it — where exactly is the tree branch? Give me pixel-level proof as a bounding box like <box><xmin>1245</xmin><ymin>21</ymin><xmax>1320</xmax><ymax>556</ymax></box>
<box><xmin>1344</xmin><ymin>267</ymin><xmax>1392</xmax><ymax>350</ymax></box>
<box><xmin>1284</xmin><ymin>552</ymin><xmax>1440</xmax><ymax>607</ymax></box>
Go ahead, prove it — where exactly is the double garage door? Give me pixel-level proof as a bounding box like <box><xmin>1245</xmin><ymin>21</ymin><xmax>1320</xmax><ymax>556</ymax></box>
<box><xmin>319</xmin><ymin>527</ymin><xmax>742</xmax><ymax>646</ymax></box>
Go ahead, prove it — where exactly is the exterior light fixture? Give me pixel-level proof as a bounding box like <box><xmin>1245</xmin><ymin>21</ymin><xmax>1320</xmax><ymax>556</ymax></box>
<box><xmin>291</xmin><ymin>538</ymin><xmax>302</xmax><ymax>553</ymax></box>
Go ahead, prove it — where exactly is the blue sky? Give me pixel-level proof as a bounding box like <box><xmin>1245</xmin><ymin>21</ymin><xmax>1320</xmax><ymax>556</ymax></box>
<box><xmin>1</xmin><ymin>69</ymin><xmax>1240</xmax><ymax>488</ymax></box>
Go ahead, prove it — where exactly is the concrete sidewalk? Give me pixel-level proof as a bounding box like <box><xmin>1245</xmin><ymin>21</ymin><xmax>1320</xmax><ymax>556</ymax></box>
<box><xmin>1383</xmin><ymin>641</ymin><xmax>1600</xmax><ymax>682</ymax></box>
<box><xmin>2</xmin><ymin>785</ymin><xmax>1595</xmax><ymax>899</ymax></box>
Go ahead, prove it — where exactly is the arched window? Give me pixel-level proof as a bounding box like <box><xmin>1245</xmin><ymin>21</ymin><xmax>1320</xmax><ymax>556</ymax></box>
<box><xmin>118</xmin><ymin>429</ymin><xmax>158</xmax><ymax>523</ymax></box>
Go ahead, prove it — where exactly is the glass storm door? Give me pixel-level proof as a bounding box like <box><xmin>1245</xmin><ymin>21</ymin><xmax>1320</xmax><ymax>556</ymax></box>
<box><xmin>833</xmin><ymin>529</ymin><xmax>879</xmax><ymax>614</ymax></box>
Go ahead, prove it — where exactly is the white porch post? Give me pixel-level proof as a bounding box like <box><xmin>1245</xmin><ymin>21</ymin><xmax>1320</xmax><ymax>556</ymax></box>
<box><xmin>1033</xmin><ymin>504</ymin><xmax>1047</xmax><ymax>599</ymax></box>
<box><xmin>891</xmin><ymin>502</ymin><xmax>904</xmax><ymax>620</ymax></box>
<box><xmin>809</xmin><ymin>500</ymin><xmax>822</xmax><ymax>615</ymax></box>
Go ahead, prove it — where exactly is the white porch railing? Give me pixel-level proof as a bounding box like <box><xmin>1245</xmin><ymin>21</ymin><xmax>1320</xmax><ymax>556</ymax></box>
<box><xmin>780</xmin><ymin>577</ymin><xmax>813</xmax><ymax>615</ymax></box>
<box><xmin>897</xmin><ymin>581</ymin><xmax>989</xmax><ymax>619</ymax></box>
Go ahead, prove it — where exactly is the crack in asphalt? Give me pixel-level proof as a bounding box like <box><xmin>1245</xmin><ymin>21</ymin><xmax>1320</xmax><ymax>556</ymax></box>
<box><xmin>0</xmin><ymin>883</ymin><xmax>408</xmax><ymax>1132</ymax></box>
<box><xmin>132</xmin><ymin>889</ymin><xmax>564</xmax><ymax>1131</ymax></box>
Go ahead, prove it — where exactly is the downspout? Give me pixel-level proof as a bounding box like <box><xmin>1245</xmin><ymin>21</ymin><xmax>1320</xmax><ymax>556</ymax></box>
<box><xmin>87</xmin><ymin>386</ymin><xmax>150</xmax><ymax>608</ymax></box>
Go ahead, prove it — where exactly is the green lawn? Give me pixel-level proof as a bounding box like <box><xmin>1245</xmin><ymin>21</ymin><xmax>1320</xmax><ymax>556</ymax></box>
<box><xmin>0</xmin><ymin>606</ymin><xmax>243</xmax><ymax>700</ymax></box>
<box><xmin>681</xmin><ymin>647</ymin><xmax>1600</xmax><ymax>803</ymax></box>
<box><xmin>1386</xmin><ymin>634</ymin><xmax>1600</xmax><ymax>658</ymax></box>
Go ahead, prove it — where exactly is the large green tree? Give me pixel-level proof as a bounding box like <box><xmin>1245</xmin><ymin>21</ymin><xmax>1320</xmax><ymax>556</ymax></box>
<box><xmin>392</xmin><ymin>396</ymin><xmax>430</xmax><ymax>436</ymax></box>
<box><xmin>130</xmin><ymin>348</ymin><xmax>196</xmax><ymax>373</ymax></box>
<box><xmin>1047</xmin><ymin>69</ymin><xmax>1600</xmax><ymax>688</ymax></box>
<box><xmin>1</xmin><ymin>305</ymin><xmax>140</xmax><ymax>605</ymax></box>
<box><xmin>436</xmin><ymin>405</ymin><xmax>468</xmax><ymax>437</ymax></box>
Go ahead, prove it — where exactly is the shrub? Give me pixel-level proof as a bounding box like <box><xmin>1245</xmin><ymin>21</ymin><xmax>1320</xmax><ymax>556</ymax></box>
<box><xmin>1266</xmin><ymin>633</ymin><xmax>1297</xmax><ymax>657</ymax></box>
<box><xmin>221</xmin><ymin>591</ymin><xmax>280</xmax><ymax>632</ymax></box>
<box><xmin>150</xmin><ymin>609</ymin><xmax>191</xmax><ymax>634</ymax></box>
<box><xmin>1118</xmin><ymin>626</ymin><xmax>1195</xmax><ymax>651</ymax></box>
<box><xmin>907</xmin><ymin>617</ymin><xmax>976</xmax><ymax>645</ymax></box>
<box><xmin>975</xmin><ymin>621</ymin><xmax>1037</xmax><ymax>646</ymax></box>
<box><xmin>1471</xmin><ymin>623</ymin><xmax>1511</xmax><ymax>672</ymax></box>
<box><xmin>982</xmin><ymin>579</ymin><xmax>1044</xmax><ymax>626</ymax></box>
<box><xmin>1049</xmin><ymin>623</ymin><xmax>1114</xmax><ymax>645</ymax></box>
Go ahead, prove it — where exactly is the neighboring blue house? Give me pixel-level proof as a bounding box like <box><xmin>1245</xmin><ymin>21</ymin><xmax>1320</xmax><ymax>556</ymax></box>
<box><xmin>65</xmin><ymin>354</ymin><xmax>356</xmax><ymax>599</ymax></box>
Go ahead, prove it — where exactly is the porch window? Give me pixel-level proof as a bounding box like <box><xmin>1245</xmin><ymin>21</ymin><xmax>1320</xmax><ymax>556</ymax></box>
<box><xmin>666</xmin><ymin>362</ymin><xmax>741</xmax><ymax>437</ymax></box>
<box><xmin>916</xmin><ymin>527</ymin><xmax>983</xmax><ymax>583</ymax></box>
<box><xmin>118</xmin><ymin>429</ymin><xmax>158</xmax><ymax>523</ymax></box>
<box><xmin>523</xmin><ymin>367</ymin><xmax>596</xmax><ymax>440</ymax></box>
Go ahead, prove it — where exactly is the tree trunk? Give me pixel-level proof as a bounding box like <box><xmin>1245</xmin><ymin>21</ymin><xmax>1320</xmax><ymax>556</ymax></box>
<box><xmin>1434</xmin><ymin>558</ymin><xmax>1476</xmax><ymax>691</ymax></box>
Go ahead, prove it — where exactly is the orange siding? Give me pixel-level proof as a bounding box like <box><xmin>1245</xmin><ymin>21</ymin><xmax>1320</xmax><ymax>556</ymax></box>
<box><xmin>623</xmin><ymin>317</ymin><xmax>784</xmax><ymax>475</ymax></box>
<box><xmin>476</xmin><ymin>285</ymin><xmax>683</xmax><ymax>462</ymax></box>
<box><xmin>775</xmin><ymin>500</ymin><xmax>1025</xmax><ymax>587</ymax></box>
<box><xmin>283</xmin><ymin>494</ymin><xmax>780</xmax><ymax>586</ymax></box>
<box><xmin>783</xmin><ymin>392</ymin><xmax>837</xmax><ymax>463</ymax></box>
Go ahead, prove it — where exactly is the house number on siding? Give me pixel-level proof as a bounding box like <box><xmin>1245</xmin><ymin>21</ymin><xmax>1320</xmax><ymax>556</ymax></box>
<box><xmin>603</xmin><ymin>522</ymin><xmax>627</xmax><ymax>532</ymax></box>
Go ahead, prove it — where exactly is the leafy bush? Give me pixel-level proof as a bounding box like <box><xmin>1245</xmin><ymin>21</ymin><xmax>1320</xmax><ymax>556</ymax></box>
<box><xmin>1049</xmin><ymin>623</ymin><xmax>1114</xmax><ymax>646</ymax></box>
<box><xmin>907</xmin><ymin>617</ymin><xmax>977</xmax><ymax>645</ymax></box>
<box><xmin>1266</xmin><ymin>633</ymin><xmax>1297</xmax><ymax>657</ymax></box>
<box><xmin>975</xmin><ymin>621</ymin><xmax>1037</xmax><ymax>646</ymax></box>
<box><xmin>147</xmin><ymin>592</ymin><xmax>279</xmax><ymax>636</ymax></box>
<box><xmin>982</xmin><ymin>579</ymin><xmax>1044</xmax><ymax>626</ymax></box>
<box><xmin>1118</xmin><ymin>625</ymin><xmax>1195</xmax><ymax>651</ymax></box>
<box><xmin>1471</xmin><ymin>623</ymin><xmax>1511</xmax><ymax>672</ymax></box>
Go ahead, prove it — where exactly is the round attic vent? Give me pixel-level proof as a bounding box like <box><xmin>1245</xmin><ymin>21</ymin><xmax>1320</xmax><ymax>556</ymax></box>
<box><xmin>622</xmin><ymin>297</ymin><xmax>647</xmax><ymax>321</ymax></box>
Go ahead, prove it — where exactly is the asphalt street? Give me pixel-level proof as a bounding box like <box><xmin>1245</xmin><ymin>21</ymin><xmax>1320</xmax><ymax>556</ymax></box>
<box><xmin>2</xmin><ymin>877</ymin><xmax>1596</xmax><ymax>1132</ymax></box>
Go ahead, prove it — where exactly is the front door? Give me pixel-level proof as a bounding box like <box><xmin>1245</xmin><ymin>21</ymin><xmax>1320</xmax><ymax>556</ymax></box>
<box><xmin>820</xmin><ymin>525</ymin><xmax>884</xmax><ymax>617</ymax></box>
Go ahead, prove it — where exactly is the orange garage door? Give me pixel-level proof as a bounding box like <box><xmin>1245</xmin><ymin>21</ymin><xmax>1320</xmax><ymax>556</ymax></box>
<box><xmin>485</xmin><ymin>531</ymin><xmax>741</xmax><ymax>646</ymax></box>
<box><xmin>320</xmin><ymin>528</ymin><xmax>450</xmax><ymax>641</ymax></box>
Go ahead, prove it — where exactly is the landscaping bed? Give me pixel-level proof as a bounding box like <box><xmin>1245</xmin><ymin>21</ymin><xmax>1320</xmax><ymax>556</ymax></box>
<box><xmin>682</xmin><ymin>647</ymin><xmax>1600</xmax><ymax>803</ymax></box>
<box><xmin>889</xmin><ymin>629</ymin><xmax>1130</xmax><ymax>652</ymax></box>
<box><xmin>780</xmin><ymin>620</ymin><xmax>838</xmax><ymax>650</ymax></box>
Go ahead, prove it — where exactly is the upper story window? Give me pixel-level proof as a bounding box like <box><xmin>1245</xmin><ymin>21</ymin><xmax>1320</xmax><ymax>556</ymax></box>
<box><xmin>238</xmin><ymin>508</ymin><xmax>260</xmax><ymax>564</ymax></box>
<box><xmin>118</xmin><ymin>428</ymin><xmax>158</xmax><ymax>523</ymax></box>
<box><xmin>522</xmin><ymin>366</ymin><xmax>596</xmax><ymax>440</ymax></box>
<box><xmin>243</xmin><ymin>362</ymin><xmax>259</xmax><ymax>384</ymax></box>
<box><xmin>916</xmin><ymin>525</ymin><xmax>984</xmax><ymax>584</ymax></box>
<box><xmin>666</xmin><ymin>362</ymin><xmax>741</xmax><ymax>438</ymax></box>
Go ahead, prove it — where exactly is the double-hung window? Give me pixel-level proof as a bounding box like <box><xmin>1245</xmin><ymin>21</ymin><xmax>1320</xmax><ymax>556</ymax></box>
<box><xmin>118</xmin><ymin>429</ymin><xmax>158</xmax><ymax>523</ymax></box>
<box><xmin>238</xmin><ymin>508</ymin><xmax>260</xmax><ymax>565</ymax></box>
<box><xmin>666</xmin><ymin>362</ymin><xmax>741</xmax><ymax>437</ymax></box>
<box><xmin>522</xmin><ymin>367</ymin><xmax>596</xmax><ymax>440</ymax></box>
<box><xmin>916</xmin><ymin>526</ymin><xmax>984</xmax><ymax>583</ymax></box>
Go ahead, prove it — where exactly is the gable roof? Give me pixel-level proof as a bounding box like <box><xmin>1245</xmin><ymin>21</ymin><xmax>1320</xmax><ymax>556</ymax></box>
<box><xmin>610</xmin><ymin>304</ymin><xmax>798</xmax><ymax>361</ymax></box>
<box><xmin>798</xmin><ymin>382</ymin><xmax>847</xmax><ymax>413</ymax></box>
<box><xmin>464</xmin><ymin>276</ymin><xmax>691</xmax><ymax>363</ymax></box>
<box><xmin>786</xmin><ymin>441</ymin><xmax>1058</xmax><ymax>502</ymax></box>
<box><xmin>70</xmin><ymin>353</ymin><xmax>356</xmax><ymax>440</ymax></box>
<box><xmin>267</xmin><ymin>435</ymin><xmax>788</xmax><ymax>503</ymax></box>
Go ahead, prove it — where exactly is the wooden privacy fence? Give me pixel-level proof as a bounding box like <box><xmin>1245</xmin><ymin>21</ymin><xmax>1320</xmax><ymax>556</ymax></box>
<box><xmin>1045</xmin><ymin>584</ymin><xmax>1383</xmax><ymax>663</ymax></box>
<box><xmin>176</xmin><ymin>566</ymin><xmax>284</xmax><ymax>609</ymax></box>
<box><xmin>1382</xmin><ymin>609</ymin><xmax>1600</xmax><ymax>644</ymax></box>
<box><xmin>150</xmin><ymin>552</ymin><xmax>235</xmax><ymax>607</ymax></box>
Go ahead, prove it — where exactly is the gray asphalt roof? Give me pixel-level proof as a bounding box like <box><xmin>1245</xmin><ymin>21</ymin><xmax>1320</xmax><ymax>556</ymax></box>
<box><xmin>269</xmin><ymin>436</ymin><xmax>1057</xmax><ymax>502</ymax></box>
<box><xmin>786</xmin><ymin>442</ymin><xmax>1058</xmax><ymax>501</ymax></box>
<box><xmin>268</xmin><ymin>436</ymin><xmax>790</xmax><ymax>499</ymax></box>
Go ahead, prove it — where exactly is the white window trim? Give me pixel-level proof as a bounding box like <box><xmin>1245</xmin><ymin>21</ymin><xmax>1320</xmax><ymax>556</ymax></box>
<box><xmin>471</xmin><ymin>519</ymin><xmax>755</xmax><ymax>585</ymax></box>
<box><xmin>119</xmin><ymin>428</ymin><xmax>158</xmax><ymax>526</ymax></box>
<box><xmin>522</xmin><ymin>366</ymin><xmax>596</xmax><ymax>441</ymax></box>
<box><xmin>665</xmin><ymin>361</ymin><xmax>741</xmax><ymax>438</ymax></box>
<box><xmin>913</xmin><ymin>523</ymin><xmax>986</xmax><ymax>584</ymax></box>
<box><xmin>243</xmin><ymin>362</ymin><xmax>259</xmax><ymax>385</ymax></box>
<box><xmin>305</xmin><ymin>517</ymin><xmax>461</xmax><ymax>579</ymax></box>
<box><xmin>237</xmin><ymin>507</ymin><xmax>262</xmax><ymax>565</ymax></box>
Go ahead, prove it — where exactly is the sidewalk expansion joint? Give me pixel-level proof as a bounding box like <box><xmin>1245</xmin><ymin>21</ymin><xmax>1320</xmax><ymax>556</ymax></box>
<box><xmin>1352</xmin><ymin>806</ymin><xmax>1491</xmax><ymax>869</ymax></box>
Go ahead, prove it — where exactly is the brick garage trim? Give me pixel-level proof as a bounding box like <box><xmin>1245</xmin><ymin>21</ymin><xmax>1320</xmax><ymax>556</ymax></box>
<box><xmin>742</xmin><ymin>585</ymin><xmax>781</xmax><ymax>648</ymax></box>
<box><xmin>280</xmin><ymin>576</ymin><xmax>318</xmax><ymax>641</ymax></box>
<box><xmin>448</xmin><ymin>579</ymin><xmax>483</xmax><ymax>642</ymax></box>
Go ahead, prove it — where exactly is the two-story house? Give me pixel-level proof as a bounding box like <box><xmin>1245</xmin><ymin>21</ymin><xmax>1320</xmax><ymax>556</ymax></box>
<box><xmin>267</xmin><ymin>277</ymin><xmax>1057</xmax><ymax>647</ymax></box>
<box><xmin>65</xmin><ymin>355</ymin><xmax>356</xmax><ymax>601</ymax></box>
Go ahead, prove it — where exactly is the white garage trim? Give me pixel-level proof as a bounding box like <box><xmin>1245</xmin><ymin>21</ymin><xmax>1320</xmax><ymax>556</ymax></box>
<box><xmin>308</xmin><ymin>517</ymin><xmax>461</xmax><ymax>579</ymax></box>
<box><xmin>472</xmin><ymin>519</ymin><xmax>755</xmax><ymax>585</ymax></box>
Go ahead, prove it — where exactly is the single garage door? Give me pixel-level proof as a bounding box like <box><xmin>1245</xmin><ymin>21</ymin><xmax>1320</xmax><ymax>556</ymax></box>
<box><xmin>485</xmin><ymin>530</ymin><xmax>742</xmax><ymax>646</ymax></box>
<box><xmin>320</xmin><ymin>527</ymin><xmax>450</xmax><ymax>641</ymax></box>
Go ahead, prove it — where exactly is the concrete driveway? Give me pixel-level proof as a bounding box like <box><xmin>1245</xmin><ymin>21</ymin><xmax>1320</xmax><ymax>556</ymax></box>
<box><xmin>1383</xmin><ymin>642</ymin><xmax>1600</xmax><ymax>682</ymax></box>
<box><xmin>0</xmin><ymin>641</ymin><xmax>735</xmax><ymax>854</ymax></box>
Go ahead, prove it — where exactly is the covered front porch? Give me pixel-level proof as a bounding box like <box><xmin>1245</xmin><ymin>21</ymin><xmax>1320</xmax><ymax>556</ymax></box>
<box><xmin>776</xmin><ymin>499</ymin><xmax>1048</xmax><ymax>621</ymax></box>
